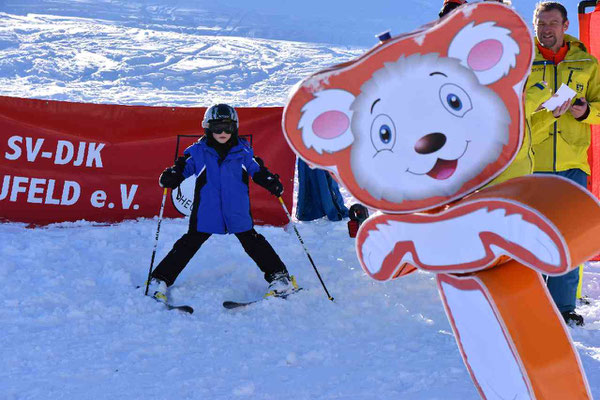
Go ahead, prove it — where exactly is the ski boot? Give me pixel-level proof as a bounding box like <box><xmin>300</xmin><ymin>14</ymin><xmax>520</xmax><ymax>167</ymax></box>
<box><xmin>147</xmin><ymin>277</ymin><xmax>168</xmax><ymax>304</ymax></box>
<box><xmin>348</xmin><ymin>203</ymin><xmax>369</xmax><ymax>238</ymax></box>
<box><xmin>561</xmin><ymin>310</ymin><xmax>584</xmax><ymax>327</ymax></box>
<box><xmin>265</xmin><ymin>272</ymin><xmax>299</xmax><ymax>298</ymax></box>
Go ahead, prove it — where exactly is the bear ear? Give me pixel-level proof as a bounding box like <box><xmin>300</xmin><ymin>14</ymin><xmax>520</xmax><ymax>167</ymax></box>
<box><xmin>447</xmin><ymin>22</ymin><xmax>521</xmax><ymax>85</ymax></box>
<box><xmin>297</xmin><ymin>89</ymin><xmax>355</xmax><ymax>155</ymax></box>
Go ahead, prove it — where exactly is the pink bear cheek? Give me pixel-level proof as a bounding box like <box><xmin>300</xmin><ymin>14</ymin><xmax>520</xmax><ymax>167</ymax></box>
<box><xmin>467</xmin><ymin>39</ymin><xmax>503</xmax><ymax>72</ymax></box>
<box><xmin>312</xmin><ymin>111</ymin><xmax>350</xmax><ymax>139</ymax></box>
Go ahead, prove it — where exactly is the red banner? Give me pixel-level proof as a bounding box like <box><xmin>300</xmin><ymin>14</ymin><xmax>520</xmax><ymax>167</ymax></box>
<box><xmin>581</xmin><ymin>2</ymin><xmax>600</xmax><ymax>198</ymax></box>
<box><xmin>580</xmin><ymin>3</ymin><xmax>600</xmax><ymax>260</ymax></box>
<box><xmin>0</xmin><ymin>96</ymin><xmax>295</xmax><ymax>226</ymax></box>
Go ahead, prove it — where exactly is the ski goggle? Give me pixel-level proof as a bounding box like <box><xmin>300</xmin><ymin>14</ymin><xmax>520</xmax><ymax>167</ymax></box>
<box><xmin>208</xmin><ymin>121</ymin><xmax>236</xmax><ymax>134</ymax></box>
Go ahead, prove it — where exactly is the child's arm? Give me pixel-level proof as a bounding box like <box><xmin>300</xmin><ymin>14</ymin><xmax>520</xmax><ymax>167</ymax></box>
<box><xmin>159</xmin><ymin>146</ymin><xmax>200</xmax><ymax>188</ymax></box>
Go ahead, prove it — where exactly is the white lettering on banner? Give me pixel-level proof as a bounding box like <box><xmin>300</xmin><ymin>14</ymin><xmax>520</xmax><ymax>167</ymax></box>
<box><xmin>90</xmin><ymin>190</ymin><xmax>107</xmax><ymax>208</ymax></box>
<box><xmin>3</xmin><ymin>136</ymin><xmax>105</xmax><ymax>168</ymax></box>
<box><xmin>55</xmin><ymin>140</ymin><xmax>74</xmax><ymax>165</ymax></box>
<box><xmin>27</xmin><ymin>178</ymin><xmax>46</xmax><ymax>203</ymax></box>
<box><xmin>45</xmin><ymin>179</ymin><xmax>61</xmax><ymax>205</ymax></box>
<box><xmin>86</xmin><ymin>143</ymin><xmax>105</xmax><ymax>168</ymax></box>
<box><xmin>10</xmin><ymin>176</ymin><xmax>28</xmax><ymax>201</ymax></box>
<box><xmin>1</xmin><ymin>175</ymin><xmax>142</xmax><ymax>211</ymax></box>
<box><xmin>5</xmin><ymin>136</ymin><xmax>22</xmax><ymax>160</ymax></box>
<box><xmin>73</xmin><ymin>142</ymin><xmax>86</xmax><ymax>166</ymax></box>
<box><xmin>61</xmin><ymin>181</ymin><xmax>80</xmax><ymax>205</ymax></box>
<box><xmin>0</xmin><ymin>175</ymin><xmax>81</xmax><ymax>205</ymax></box>
<box><xmin>0</xmin><ymin>175</ymin><xmax>8</xmax><ymax>200</ymax></box>
<box><xmin>120</xmin><ymin>184</ymin><xmax>139</xmax><ymax>210</ymax></box>
<box><xmin>26</xmin><ymin>137</ymin><xmax>44</xmax><ymax>162</ymax></box>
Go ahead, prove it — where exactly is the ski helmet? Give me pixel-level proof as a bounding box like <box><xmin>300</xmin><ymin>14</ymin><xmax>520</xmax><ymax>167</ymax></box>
<box><xmin>202</xmin><ymin>104</ymin><xmax>239</xmax><ymax>129</ymax></box>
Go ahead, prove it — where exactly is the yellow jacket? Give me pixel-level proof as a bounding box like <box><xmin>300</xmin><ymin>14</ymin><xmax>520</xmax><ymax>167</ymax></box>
<box><xmin>487</xmin><ymin>82</ymin><xmax>552</xmax><ymax>186</ymax></box>
<box><xmin>528</xmin><ymin>35</ymin><xmax>600</xmax><ymax>174</ymax></box>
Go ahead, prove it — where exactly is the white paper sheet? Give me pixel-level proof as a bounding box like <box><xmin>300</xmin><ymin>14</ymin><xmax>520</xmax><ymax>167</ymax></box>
<box><xmin>541</xmin><ymin>84</ymin><xmax>577</xmax><ymax>111</ymax></box>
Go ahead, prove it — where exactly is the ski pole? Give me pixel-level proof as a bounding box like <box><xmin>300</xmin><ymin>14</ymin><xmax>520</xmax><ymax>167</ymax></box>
<box><xmin>278</xmin><ymin>196</ymin><xmax>334</xmax><ymax>301</ymax></box>
<box><xmin>144</xmin><ymin>187</ymin><xmax>169</xmax><ymax>296</ymax></box>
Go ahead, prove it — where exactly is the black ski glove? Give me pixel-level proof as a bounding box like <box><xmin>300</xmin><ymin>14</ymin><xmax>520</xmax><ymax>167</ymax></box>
<box><xmin>159</xmin><ymin>156</ymin><xmax>187</xmax><ymax>189</ymax></box>
<box><xmin>159</xmin><ymin>167</ymin><xmax>184</xmax><ymax>188</ymax></box>
<box><xmin>266</xmin><ymin>174</ymin><xmax>284</xmax><ymax>197</ymax></box>
<box><xmin>253</xmin><ymin>168</ymin><xmax>284</xmax><ymax>197</ymax></box>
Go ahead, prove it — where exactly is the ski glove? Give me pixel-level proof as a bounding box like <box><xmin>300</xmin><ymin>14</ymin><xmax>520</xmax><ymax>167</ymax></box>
<box><xmin>159</xmin><ymin>156</ymin><xmax>187</xmax><ymax>189</ymax></box>
<box><xmin>266</xmin><ymin>174</ymin><xmax>284</xmax><ymax>197</ymax></box>
<box><xmin>253</xmin><ymin>168</ymin><xmax>284</xmax><ymax>197</ymax></box>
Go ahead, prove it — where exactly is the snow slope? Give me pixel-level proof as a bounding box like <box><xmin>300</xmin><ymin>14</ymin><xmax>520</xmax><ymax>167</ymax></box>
<box><xmin>0</xmin><ymin>12</ymin><xmax>362</xmax><ymax>106</ymax></box>
<box><xmin>0</xmin><ymin>0</ymin><xmax>584</xmax><ymax>47</ymax></box>
<box><xmin>2</xmin><ymin>217</ymin><xmax>600</xmax><ymax>399</ymax></box>
<box><xmin>0</xmin><ymin>0</ymin><xmax>586</xmax><ymax>106</ymax></box>
<box><xmin>1</xmin><ymin>1</ymin><xmax>599</xmax><ymax>399</ymax></box>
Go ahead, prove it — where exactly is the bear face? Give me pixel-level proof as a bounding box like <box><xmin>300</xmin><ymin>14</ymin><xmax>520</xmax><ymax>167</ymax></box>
<box><xmin>349</xmin><ymin>53</ymin><xmax>510</xmax><ymax>203</ymax></box>
<box><xmin>283</xmin><ymin>3</ymin><xmax>532</xmax><ymax>213</ymax></box>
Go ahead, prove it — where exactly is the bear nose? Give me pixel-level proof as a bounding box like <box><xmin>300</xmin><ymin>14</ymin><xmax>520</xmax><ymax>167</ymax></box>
<box><xmin>414</xmin><ymin>132</ymin><xmax>446</xmax><ymax>154</ymax></box>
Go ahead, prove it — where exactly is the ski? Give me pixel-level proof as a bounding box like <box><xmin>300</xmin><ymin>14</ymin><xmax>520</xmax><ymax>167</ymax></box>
<box><xmin>151</xmin><ymin>295</ymin><xmax>194</xmax><ymax>314</ymax></box>
<box><xmin>223</xmin><ymin>288</ymin><xmax>303</xmax><ymax>309</ymax></box>
<box><xmin>149</xmin><ymin>294</ymin><xmax>194</xmax><ymax>313</ymax></box>
<box><xmin>137</xmin><ymin>285</ymin><xmax>194</xmax><ymax>314</ymax></box>
<box><xmin>164</xmin><ymin>303</ymin><xmax>194</xmax><ymax>314</ymax></box>
<box><xmin>223</xmin><ymin>299</ymin><xmax>260</xmax><ymax>309</ymax></box>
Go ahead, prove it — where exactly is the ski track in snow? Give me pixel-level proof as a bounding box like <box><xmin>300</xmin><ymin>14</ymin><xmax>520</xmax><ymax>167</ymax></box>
<box><xmin>0</xmin><ymin>12</ymin><xmax>361</xmax><ymax>107</ymax></box>
<box><xmin>0</xmin><ymin>1</ymin><xmax>599</xmax><ymax>398</ymax></box>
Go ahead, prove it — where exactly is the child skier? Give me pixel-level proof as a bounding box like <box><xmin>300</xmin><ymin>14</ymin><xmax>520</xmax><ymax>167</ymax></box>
<box><xmin>148</xmin><ymin>103</ymin><xmax>297</xmax><ymax>303</ymax></box>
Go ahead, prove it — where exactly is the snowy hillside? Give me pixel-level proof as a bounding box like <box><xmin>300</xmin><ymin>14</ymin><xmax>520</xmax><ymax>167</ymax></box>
<box><xmin>0</xmin><ymin>12</ymin><xmax>362</xmax><ymax>106</ymax></box>
<box><xmin>0</xmin><ymin>0</ymin><xmax>585</xmax><ymax>106</ymax></box>
<box><xmin>1</xmin><ymin>1</ymin><xmax>599</xmax><ymax>399</ymax></box>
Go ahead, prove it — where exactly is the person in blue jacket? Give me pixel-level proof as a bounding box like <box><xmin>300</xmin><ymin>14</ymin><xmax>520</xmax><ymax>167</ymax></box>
<box><xmin>148</xmin><ymin>104</ymin><xmax>297</xmax><ymax>303</ymax></box>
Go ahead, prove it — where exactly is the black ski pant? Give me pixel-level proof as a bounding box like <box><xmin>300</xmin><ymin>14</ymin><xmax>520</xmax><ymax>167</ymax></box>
<box><xmin>151</xmin><ymin>229</ymin><xmax>288</xmax><ymax>287</ymax></box>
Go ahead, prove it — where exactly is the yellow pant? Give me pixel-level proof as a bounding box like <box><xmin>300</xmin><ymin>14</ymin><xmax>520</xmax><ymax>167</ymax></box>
<box><xmin>576</xmin><ymin>264</ymin><xmax>584</xmax><ymax>299</ymax></box>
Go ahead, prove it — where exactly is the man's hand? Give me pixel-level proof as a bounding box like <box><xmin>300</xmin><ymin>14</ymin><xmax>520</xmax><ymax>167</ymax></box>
<box><xmin>552</xmin><ymin>99</ymin><xmax>571</xmax><ymax>118</ymax></box>
<box><xmin>570</xmin><ymin>97</ymin><xmax>589</xmax><ymax>120</ymax></box>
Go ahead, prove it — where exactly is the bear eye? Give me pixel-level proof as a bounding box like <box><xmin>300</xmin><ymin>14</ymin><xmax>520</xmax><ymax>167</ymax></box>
<box><xmin>446</xmin><ymin>94</ymin><xmax>462</xmax><ymax>110</ymax></box>
<box><xmin>439</xmin><ymin>83</ymin><xmax>473</xmax><ymax>118</ymax></box>
<box><xmin>370</xmin><ymin>114</ymin><xmax>396</xmax><ymax>152</ymax></box>
<box><xmin>379</xmin><ymin>124</ymin><xmax>392</xmax><ymax>143</ymax></box>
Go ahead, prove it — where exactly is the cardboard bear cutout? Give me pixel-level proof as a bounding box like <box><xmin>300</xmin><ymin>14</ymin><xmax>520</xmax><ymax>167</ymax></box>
<box><xmin>284</xmin><ymin>2</ymin><xmax>530</xmax><ymax>213</ymax></box>
<box><xmin>283</xmin><ymin>3</ymin><xmax>600</xmax><ymax>399</ymax></box>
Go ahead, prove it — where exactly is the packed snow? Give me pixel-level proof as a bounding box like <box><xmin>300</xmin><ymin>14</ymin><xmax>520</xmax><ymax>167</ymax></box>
<box><xmin>1</xmin><ymin>1</ymin><xmax>599</xmax><ymax>399</ymax></box>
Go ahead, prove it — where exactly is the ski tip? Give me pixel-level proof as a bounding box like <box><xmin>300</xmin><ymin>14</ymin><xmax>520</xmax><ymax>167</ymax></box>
<box><xmin>181</xmin><ymin>306</ymin><xmax>194</xmax><ymax>314</ymax></box>
<box><xmin>167</xmin><ymin>304</ymin><xmax>194</xmax><ymax>314</ymax></box>
<box><xmin>223</xmin><ymin>301</ymin><xmax>237</xmax><ymax>309</ymax></box>
<box><xmin>223</xmin><ymin>300</ymin><xmax>256</xmax><ymax>309</ymax></box>
<box><xmin>223</xmin><ymin>288</ymin><xmax>304</xmax><ymax>309</ymax></box>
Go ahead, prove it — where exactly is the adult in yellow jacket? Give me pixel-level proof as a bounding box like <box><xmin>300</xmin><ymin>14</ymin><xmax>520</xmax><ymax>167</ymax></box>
<box><xmin>530</xmin><ymin>12</ymin><xmax>600</xmax><ymax>173</ymax></box>
<box><xmin>526</xmin><ymin>82</ymin><xmax>553</xmax><ymax>129</ymax></box>
<box><xmin>527</xmin><ymin>1</ymin><xmax>600</xmax><ymax>326</ymax></box>
<box><xmin>487</xmin><ymin>82</ymin><xmax>553</xmax><ymax>186</ymax></box>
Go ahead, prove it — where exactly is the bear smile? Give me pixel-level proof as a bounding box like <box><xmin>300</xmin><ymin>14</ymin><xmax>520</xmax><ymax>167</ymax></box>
<box><xmin>407</xmin><ymin>141</ymin><xmax>470</xmax><ymax>180</ymax></box>
<box><xmin>426</xmin><ymin>158</ymin><xmax>458</xmax><ymax>180</ymax></box>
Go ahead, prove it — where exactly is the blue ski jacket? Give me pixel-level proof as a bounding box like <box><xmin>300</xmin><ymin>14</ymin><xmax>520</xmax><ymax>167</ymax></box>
<box><xmin>182</xmin><ymin>137</ymin><xmax>261</xmax><ymax>234</ymax></box>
